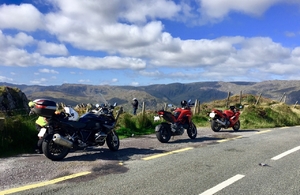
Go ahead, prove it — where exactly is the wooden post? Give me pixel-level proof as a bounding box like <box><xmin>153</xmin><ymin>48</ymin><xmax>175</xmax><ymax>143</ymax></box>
<box><xmin>240</xmin><ymin>91</ymin><xmax>242</xmax><ymax>105</ymax></box>
<box><xmin>226</xmin><ymin>92</ymin><xmax>231</xmax><ymax>108</ymax></box>
<box><xmin>255</xmin><ymin>93</ymin><xmax>262</xmax><ymax>105</ymax></box>
<box><xmin>294</xmin><ymin>101</ymin><xmax>298</xmax><ymax>108</ymax></box>
<box><xmin>142</xmin><ymin>102</ymin><xmax>145</xmax><ymax>115</ymax></box>
<box><xmin>194</xmin><ymin>99</ymin><xmax>198</xmax><ymax>114</ymax></box>
<box><xmin>279</xmin><ymin>93</ymin><xmax>286</xmax><ymax>102</ymax></box>
<box><xmin>164</xmin><ymin>103</ymin><xmax>167</xmax><ymax>111</ymax></box>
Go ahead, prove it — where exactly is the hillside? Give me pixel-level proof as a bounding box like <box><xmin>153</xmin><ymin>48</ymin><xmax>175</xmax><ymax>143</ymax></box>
<box><xmin>1</xmin><ymin>80</ymin><xmax>300</xmax><ymax>112</ymax></box>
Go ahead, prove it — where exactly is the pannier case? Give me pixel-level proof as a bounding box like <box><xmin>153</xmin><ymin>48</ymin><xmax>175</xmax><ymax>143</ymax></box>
<box><xmin>33</xmin><ymin>99</ymin><xmax>57</xmax><ymax>117</ymax></box>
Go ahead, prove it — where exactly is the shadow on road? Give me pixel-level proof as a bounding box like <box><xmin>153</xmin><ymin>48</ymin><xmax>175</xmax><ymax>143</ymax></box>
<box><xmin>62</xmin><ymin>147</ymin><xmax>166</xmax><ymax>162</ymax></box>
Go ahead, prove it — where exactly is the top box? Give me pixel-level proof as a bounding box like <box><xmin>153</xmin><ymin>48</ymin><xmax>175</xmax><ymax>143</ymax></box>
<box><xmin>32</xmin><ymin>99</ymin><xmax>57</xmax><ymax>117</ymax></box>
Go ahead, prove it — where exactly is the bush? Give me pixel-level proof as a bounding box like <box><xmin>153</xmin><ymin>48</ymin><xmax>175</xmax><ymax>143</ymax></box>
<box><xmin>0</xmin><ymin>114</ymin><xmax>37</xmax><ymax>157</ymax></box>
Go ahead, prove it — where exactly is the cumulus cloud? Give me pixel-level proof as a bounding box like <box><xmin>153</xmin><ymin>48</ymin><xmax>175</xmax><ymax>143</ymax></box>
<box><xmin>0</xmin><ymin>0</ymin><xmax>300</xmax><ymax>85</ymax></box>
<box><xmin>0</xmin><ymin>3</ymin><xmax>44</xmax><ymax>31</ymax></box>
<box><xmin>37</xmin><ymin>41</ymin><xmax>68</xmax><ymax>56</ymax></box>
<box><xmin>198</xmin><ymin>0</ymin><xmax>300</xmax><ymax>24</ymax></box>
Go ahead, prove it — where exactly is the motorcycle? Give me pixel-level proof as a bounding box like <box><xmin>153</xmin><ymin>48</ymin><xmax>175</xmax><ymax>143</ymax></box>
<box><xmin>154</xmin><ymin>100</ymin><xmax>197</xmax><ymax>143</ymax></box>
<box><xmin>29</xmin><ymin>95</ymin><xmax>123</xmax><ymax>161</ymax></box>
<box><xmin>209</xmin><ymin>106</ymin><xmax>241</xmax><ymax>132</ymax></box>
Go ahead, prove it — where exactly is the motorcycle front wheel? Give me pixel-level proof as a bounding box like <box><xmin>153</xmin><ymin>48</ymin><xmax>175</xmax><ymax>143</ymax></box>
<box><xmin>232</xmin><ymin>120</ymin><xmax>240</xmax><ymax>131</ymax></box>
<box><xmin>106</xmin><ymin>131</ymin><xmax>120</xmax><ymax>151</ymax></box>
<box><xmin>211</xmin><ymin>120</ymin><xmax>222</xmax><ymax>132</ymax></box>
<box><xmin>42</xmin><ymin>138</ymin><xmax>70</xmax><ymax>161</ymax></box>
<box><xmin>155</xmin><ymin>124</ymin><xmax>171</xmax><ymax>143</ymax></box>
<box><xmin>187</xmin><ymin>122</ymin><xmax>197</xmax><ymax>139</ymax></box>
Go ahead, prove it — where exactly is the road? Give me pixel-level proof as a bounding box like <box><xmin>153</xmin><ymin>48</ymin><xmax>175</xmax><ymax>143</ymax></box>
<box><xmin>1</xmin><ymin>126</ymin><xmax>300</xmax><ymax>195</ymax></box>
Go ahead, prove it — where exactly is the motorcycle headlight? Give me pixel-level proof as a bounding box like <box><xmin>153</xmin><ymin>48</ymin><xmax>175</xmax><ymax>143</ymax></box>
<box><xmin>209</xmin><ymin>112</ymin><xmax>216</xmax><ymax>118</ymax></box>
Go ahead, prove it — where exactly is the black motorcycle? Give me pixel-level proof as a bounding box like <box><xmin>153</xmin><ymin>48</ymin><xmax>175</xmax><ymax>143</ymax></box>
<box><xmin>30</xmin><ymin>97</ymin><xmax>123</xmax><ymax>161</ymax></box>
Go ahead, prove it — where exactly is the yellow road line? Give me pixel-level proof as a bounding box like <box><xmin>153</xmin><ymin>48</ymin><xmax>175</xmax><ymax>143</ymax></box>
<box><xmin>217</xmin><ymin>136</ymin><xmax>243</xmax><ymax>143</ymax></box>
<box><xmin>255</xmin><ymin>130</ymin><xmax>272</xmax><ymax>134</ymax></box>
<box><xmin>0</xmin><ymin>171</ymin><xmax>91</xmax><ymax>195</ymax></box>
<box><xmin>142</xmin><ymin>147</ymin><xmax>193</xmax><ymax>161</ymax></box>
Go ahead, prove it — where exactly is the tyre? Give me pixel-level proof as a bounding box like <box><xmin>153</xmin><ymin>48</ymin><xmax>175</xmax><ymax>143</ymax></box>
<box><xmin>232</xmin><ymin>120</ymin><xmax>240</xmax><ymax>131</ymax></box>
<box><xmin>211</xmin><ymin>120</ymin><xmax>222</xmax><ymax>132</ymax></box>
<box><xmin>42</xmin><ymin>139</ymin><xmax>70</xmax><ymax>161</ymax></box>
<box><xmin>187</xmin><ymin>122</ymin><xmax>197</xmax><ymax>139</ymax></box>
<box><xmin>106</xmin><ymin>131</ymin><xmax>120</xmax><ymax>151</ymax></box>
<box><xmin>155</xmin><ymin>124</ymin><xmax>171</xmax><ymax>143</ymax></box>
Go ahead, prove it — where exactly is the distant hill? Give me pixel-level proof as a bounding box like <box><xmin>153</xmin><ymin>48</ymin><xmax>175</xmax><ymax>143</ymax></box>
<box><xmin>1</xmin><ymin>80</ymin><xmax>300</xmax><ymax>112</ymax></box>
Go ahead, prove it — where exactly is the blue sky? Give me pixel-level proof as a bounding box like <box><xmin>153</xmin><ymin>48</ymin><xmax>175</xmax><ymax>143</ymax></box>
<box><xmin>0</xmin><ymin>0</ymin><xmax>300</xmax><ymax>86</ymax></box>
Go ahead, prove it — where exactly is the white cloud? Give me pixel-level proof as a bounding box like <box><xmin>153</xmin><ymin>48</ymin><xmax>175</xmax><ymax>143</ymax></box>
<box><xmin>0</xmin><ymin>75</ymin><xmax>13</xmax><ymax>82</ymax></box>
<box><xmin>0</xmin><ymin>0</ymin><xmax>300</xmax><ymax>85</ymax></box>
<box><xmin>30</xmin><ymin>78</ymin><xmax>47</xmax><ymax>85</ymax></box>
<box><xmin>0</xmin><ymin>3</ymin><xmax>44</xmax><ymax>31</ymax></box>
<box><xmin>39</xmin><ymin>68</ymin><xmax>59</xmax><ymax>74</ymax></box>
<box><xmin>131</xmin><ymin>81</ymin><xmax>139</xmax><ymax>86</ymax></box>
<box><xmin>37</xmin><ymin>41</ymin><xmax>68</xmax><ymax>56</ymax></box>
<box><xmin>78</xmin><ymin>79</ymin><xmax>91</xmax><ymax>83</ymax></box>
<box><xmin>41</xmin><ymin>56</ymin><xmax>146</xmax><ymax>70</ymax></box>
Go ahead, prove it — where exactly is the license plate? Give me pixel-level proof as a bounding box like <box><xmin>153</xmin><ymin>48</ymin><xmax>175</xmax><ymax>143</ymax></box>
<box><xmin>38</xmin><ymin>128</ymin><xmax>47</xmax><ymax>137</ymax></box>
<box><xmin>209</xmin><ymin>112</ymin><xmax>216</xmax><ymax>118</ymax></box>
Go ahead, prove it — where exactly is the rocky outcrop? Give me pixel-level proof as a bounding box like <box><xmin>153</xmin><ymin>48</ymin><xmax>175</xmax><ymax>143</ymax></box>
<box><xmin>0</xmin><ymin>86</ymin><xmax>29</xmax><ymax>113</ymax></box>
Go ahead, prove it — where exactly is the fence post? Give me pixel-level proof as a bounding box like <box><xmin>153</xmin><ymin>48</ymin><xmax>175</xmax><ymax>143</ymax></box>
<box><xmin>240</xmin><ymin>91</ymin><xmax>242</xmax><ymax>105</ymax></box>
<box><xmin>294</xmin><ymin>101</ymin><xmax>298</xmax><ymax>108</ymax></box>
<box><xmin>226</xmin><ymin>92</ymin><xmax>231</xmax><ymax>108</ymax></box>
<box><xmin>279</xmin><ymin>93</ymin><xmax>286</xmax><ymax>102</ymax></box>
<box><xmin>255</xmin><ymin>93</ymin><xmax>262</xmax><ymax>105</ymax></box>
<box><xmin>194</xmin><ymin>99</ymin><xmax>198</xmax><ymax>114</ymax></box>
<box><xmin>142</xmin><ymin>102</ymin><xmax>145</xmax><ymax>115</ymax></box>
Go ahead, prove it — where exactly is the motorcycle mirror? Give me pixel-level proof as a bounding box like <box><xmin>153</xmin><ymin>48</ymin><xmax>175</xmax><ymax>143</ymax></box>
<box><xmin>113</xmin><ymin>102</ymin><xmax>117</xmax><ymax>107</ymax></box>
<box><xmin>95</xmin><ymin>104</ymin><xmax>100</xmax><ymax>108</ymax></box>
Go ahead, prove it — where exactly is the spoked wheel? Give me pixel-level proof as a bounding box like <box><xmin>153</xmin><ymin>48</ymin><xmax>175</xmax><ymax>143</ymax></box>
<box><xmin>106</xmin><ymin>131</ymin><xmax>120</xmax><ymax>151</ymax></box>
<box><xmin>211</xmin><ymin>120</ymin><xmax>222</xmax><ymax>132</ymax></box>
<box><xmin>42</xmin><ymin>139</ymin><xmax>70</xmax><ymax>161</ymax></box>
<box><xmin>187</xmin><ymin>122</ymin><xmax>197</xmax><ymax>139</ymax></box>
<box><xmin>155</xmin><ymin>124</ymin><xmax>171</xmax><ymax>143</ymax></box>
<box><xmin>232</xmin><ymin>120</ymin><xmax>240</xmax><ymax>131</ymax></box>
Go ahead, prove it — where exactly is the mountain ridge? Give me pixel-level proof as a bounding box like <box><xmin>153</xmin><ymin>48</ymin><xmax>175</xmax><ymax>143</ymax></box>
<box><xmin>1</xmin><ymin>80</ymin><xmax>299</xmax><ymax>112</ymax></box>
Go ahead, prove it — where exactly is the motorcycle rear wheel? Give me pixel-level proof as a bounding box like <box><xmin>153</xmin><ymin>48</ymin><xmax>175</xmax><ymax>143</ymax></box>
<box><xmin>155</xmin><ymin>124</ymin><xmax>171</xmax><ymax>143</ymax></box>
<box><xmin>106</xmin><ymin>131</ymin><xmax>120</xmax><ymax>151</ymax></box>
<box><xmin>187</xmin><ymin>122</ymin><xmax>197</xmax><ymax>139</ymax></box>
<box><xmin>232</xmin><ymin>120</ymin><xmax>240</xmax><ymax>131</ymax></box>
<box><xmin>42</xmin><ymin>139</ymin><xmax>70</xmax><ymax>161</ymax></box>
<box><xmin>211</xmin><ymin>120</ymin><xmax>222</xmax><ymax>132</ymax></box>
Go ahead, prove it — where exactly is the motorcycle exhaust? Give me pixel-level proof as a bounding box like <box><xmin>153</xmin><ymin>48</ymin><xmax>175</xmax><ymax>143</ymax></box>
<box><xmin>52</xmin><ymin>133</ymin><xmax>73</xmax><ymax>148</ymax></box>
<box><xmin>216</xmin><ymin>119</ymin><xmax>226</xmax><ymax>126</ymax></box>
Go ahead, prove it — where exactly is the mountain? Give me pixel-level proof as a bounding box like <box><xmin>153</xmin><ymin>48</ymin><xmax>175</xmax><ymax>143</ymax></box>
<box><xmin>1</xmin><ymin>80</ymin><xmax>300</xmax><ymax>111</ymax></box>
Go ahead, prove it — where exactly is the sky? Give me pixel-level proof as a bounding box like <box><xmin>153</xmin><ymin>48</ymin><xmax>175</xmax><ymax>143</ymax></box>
<box><xmin>0</xmin><ymin>0</ymin><xmax>300</xmax><ymax>86</ymax></box>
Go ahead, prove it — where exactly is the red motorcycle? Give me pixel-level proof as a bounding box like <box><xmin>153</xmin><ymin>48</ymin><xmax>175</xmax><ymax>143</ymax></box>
<box><xmin>209</xmin><ymin>106</ymin><xmax>241</xmax><ymax>132</ymax></box>
<box><xmin>154</xmin><ymin>100</ymin><xmax>197</xmax><ymax>143</ymax></box>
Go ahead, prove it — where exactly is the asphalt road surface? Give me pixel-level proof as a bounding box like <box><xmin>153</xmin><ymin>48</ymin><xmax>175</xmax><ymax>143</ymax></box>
<box><xmin>1</xmin><ymin>126</ymin><xmax>300</xmax><ymax>195</ymax></box>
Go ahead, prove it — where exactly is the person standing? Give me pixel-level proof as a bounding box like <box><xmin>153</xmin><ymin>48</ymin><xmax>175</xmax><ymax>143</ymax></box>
<box><xmin>132</xmin><ymin>98</ymin><xmax>138</xmax><ymax>115</ymax></box>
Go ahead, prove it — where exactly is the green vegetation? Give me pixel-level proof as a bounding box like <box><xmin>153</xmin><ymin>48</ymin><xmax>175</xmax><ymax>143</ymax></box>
<box><xmin>2</xmin><ymin>94</ymin><xmax>300</xmax><ymax>158</ymax></box>
<box><xmin>0</xmin><ymin>113</ymin><xmax>37</xmax><ymax>157</ymax></box>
